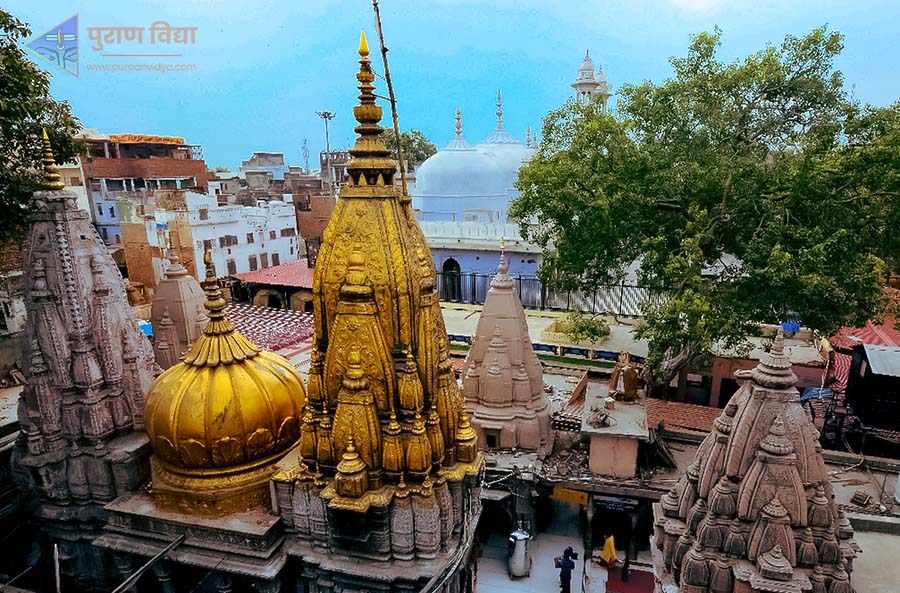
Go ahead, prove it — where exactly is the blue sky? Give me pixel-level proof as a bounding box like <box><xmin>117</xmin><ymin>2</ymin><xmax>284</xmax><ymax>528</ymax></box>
<box><xmin>9</xmin><ymin>0</ymin><xmax>900</xmax><ymax>169</ymax></box>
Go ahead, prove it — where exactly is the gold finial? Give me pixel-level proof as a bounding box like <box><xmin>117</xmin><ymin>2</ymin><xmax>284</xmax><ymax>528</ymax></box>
<box><xmin>40</xmin><ymin>129</ymin><xmax>65</xmax><ymax>190</ymax></box>
<box><xmin>358</xmin><ymin>29</ymin><xmax>369</xmax><ymax>57</ymax></box>
<box><xmin>181</xmin><ymin>248</ymin><xmax>259</xmax><ymax>365</ymax></box>
<box><xmin>499</xmin><ymin>236</ymin><xmax>505</xmax><ymax>251</ymax></box>
<box><xmin>201</xmin><ymin>249</ymin><xmax>226</xmax><ymax>319</ymax></box>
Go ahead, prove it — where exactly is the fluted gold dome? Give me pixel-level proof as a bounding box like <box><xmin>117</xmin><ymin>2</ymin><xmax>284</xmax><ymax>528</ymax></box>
<box><xmin>144</xmin><ymin>252</ymin><xmax>307</xmax><ymax>472</ymax></box>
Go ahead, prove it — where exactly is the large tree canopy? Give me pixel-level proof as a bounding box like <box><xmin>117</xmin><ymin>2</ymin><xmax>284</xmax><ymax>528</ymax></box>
<box><xmin>0</xmin><ymin>9</ymin><xmax>84</xmax><ymax>241</ymax></box>
<box><xmin>510</xmin><ymin>27</ymin><xmax>900</xmax><ymax>385</ymax></box>
<box><xmin>380</xmin><ymin>128</ymin><xmax>437</xmax><ymax>164</ymax></box>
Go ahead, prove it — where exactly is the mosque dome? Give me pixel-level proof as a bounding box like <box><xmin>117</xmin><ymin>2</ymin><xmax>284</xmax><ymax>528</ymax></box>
<box><xmin>575</xmin><ymin>50</ymin><xmax>598</xmax><ymax>84</ymax></box>
<box><xmin>144</xmin><ymin>252</ymin><xmax>306</xmax><ymax>472</ymax></box>
<box><xmin>475</xmin><ymin>90</ymin><xmax>529</xmax><ymax>188</ymax></box>
<box><xmin>415</xmin><ymin>108</ymin><xmax>507</xmax><ymax>198</ymax></box>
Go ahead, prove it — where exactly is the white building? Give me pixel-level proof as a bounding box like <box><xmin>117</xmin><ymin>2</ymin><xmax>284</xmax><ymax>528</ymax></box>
<box><xmin>125</xmin><ymin>191</ymin><xmax>300</xmax><ymax>286</ymax></box>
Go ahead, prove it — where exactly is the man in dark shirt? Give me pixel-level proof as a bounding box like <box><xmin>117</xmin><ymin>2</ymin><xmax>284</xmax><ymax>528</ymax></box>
<box><xmin>559</xmin><ymin>548</ymin><xmax>576</xmax><ymax>593</ymax></box>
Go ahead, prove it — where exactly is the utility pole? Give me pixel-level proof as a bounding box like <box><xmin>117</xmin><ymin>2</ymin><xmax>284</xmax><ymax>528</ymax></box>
<box><xmin>315</xmin><ymin>111</ymin><xmax>335</xmax><ymax>195</ymax></box>
<box><xmin>302</xmin><ymin>138</ymin><xmax>310</xmax><ymax>174</ymax></box>
<box><xmin>372</xmin><ymin>0</ymin><xmax>408</xmax><ymax>196</ymax></box>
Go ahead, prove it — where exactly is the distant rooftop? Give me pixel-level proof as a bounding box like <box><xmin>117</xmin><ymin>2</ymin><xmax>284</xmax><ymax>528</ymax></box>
<box><xmin>231</xmin><ymin>259</ymin><xmax>314</xmax><ymax>289</ymax></box>
<box><xmin>226</xmin><ymin>303</ymin><xmax>313</xmax><ymax>352</ymax></box>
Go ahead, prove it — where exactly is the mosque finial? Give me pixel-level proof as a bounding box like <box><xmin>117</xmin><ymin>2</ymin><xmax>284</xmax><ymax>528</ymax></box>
<box><xmin>496</xmin><ymin>90</ymin><xmax>503</xmax><ymax>129</ymax></box>
<box><xmin>526</xmin><ymin>127</ymin><xmax>532</xmax><ymax>148</ymax></box>
<box><xmin>40</xmin><ymin>129</ymin><xmax>65</xmax><ymax>191</ymax></box>
<box><xmin>585</xmin><ymin>49</ymin><xmax>590</xmax><ymax>60</ymax></box>
<box><xmin>455</xmin><ymin>107</ymin><xmax>462</xmax><ymax>138</ymax></box>
<box><xmin>499</xmin><ymin>236</ymin><xmax>505</xmax><ymax>252</ymax></box>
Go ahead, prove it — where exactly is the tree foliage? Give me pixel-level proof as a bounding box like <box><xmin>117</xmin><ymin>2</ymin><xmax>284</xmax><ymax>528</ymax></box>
<box><xmin>0</xmin><ymin>9</ymin><xmax>84</xmax><ymax>241</ymax></box>
<box><xmin>380</xmin><ymin>128</ymin><xmax>437</xmax><ymax>164</ymax></box>
<box><xmin>511</xmin><ymin>27</ymin><xmax>900</xmax><ymax>385</ymax></box>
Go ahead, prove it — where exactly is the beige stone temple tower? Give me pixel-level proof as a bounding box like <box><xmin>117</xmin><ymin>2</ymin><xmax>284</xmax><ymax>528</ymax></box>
<box><xmin>149</xmin><ymin>254</ymin><xmax>205</xmax><ymax>369</ymax></box>
<box><xmin>462</xmin><ymin>249</ymin><xmax>550</xmax><ymax>451</ymax></box>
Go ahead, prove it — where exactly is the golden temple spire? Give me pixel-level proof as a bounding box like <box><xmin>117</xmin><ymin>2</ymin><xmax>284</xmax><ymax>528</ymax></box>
<box><xmin>40</xmin><ymin>129</ymin><xmax>65</xmax><ymax>190</ymax></box>
<box><xmin>182</xmin><ymin>249</ymin><xmax>259</xmax><ymax>366</ymax></box>
<box><xmin>358</xmin><ymin>29</ymin><xmax>369</xmax><ymax>56</ymax></box>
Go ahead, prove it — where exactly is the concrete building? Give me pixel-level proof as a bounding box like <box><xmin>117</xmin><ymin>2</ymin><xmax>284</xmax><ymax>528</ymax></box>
<box><xmin>0</xmin><ymin>242</ymin><xmax>26</xmax><ymax>381</ymax></box>
<box><xmin>76</xmin><ymin>129</ymin><xmax>208</xmax><ymax>245</ymax></box>
<box><xmin>118</xmin><ymin>189</ymin><xmax>300</xmax><ymax>294</ymax></box>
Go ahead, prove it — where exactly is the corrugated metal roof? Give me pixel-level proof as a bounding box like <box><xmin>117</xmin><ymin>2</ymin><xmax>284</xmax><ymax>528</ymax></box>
<box><xmin>862</xmin><ymin>344</ymin><xmax>900</xmax><ymax>377</ymax></box>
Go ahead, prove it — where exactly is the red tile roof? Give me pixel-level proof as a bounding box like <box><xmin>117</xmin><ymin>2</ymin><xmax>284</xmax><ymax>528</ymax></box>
<box><xmin>830</xmin><ymin>318</ymin><xmax>900</xmax><ymax>351</ymax></box>
<box><xmin>226</xmin><ymin>303</ymin><xmax>314</xmax><ymax>352</ymax></box>
<box><xmin>231</xmin><ymin>259</ymin><xmax>314</xmax><ymax>289</ymax></box>
<box><xmin>646</xmin><ymin>398</ymin><xmax>723</xmax><ymax>433</ymax></box>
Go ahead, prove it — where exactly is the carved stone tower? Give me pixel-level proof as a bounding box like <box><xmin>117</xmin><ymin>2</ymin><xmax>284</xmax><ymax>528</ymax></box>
<box><xmin>652</xmin><ymin>329</ymin><xmax>860</xmax><ymax>593</ymax></box>
<box><xmin>462</xmin><ymin>249</ymin><xmax>550</xmax><ymax>451</ymax></box>
<box><xmin>12</xmin><ymin>132</ymin><xmax>157</xmax><ymax>589</ymax></box>
<box><xmin>150</xmin><ymin>253</ymin><xmax>206</xmax><ymax>369</ymax></box>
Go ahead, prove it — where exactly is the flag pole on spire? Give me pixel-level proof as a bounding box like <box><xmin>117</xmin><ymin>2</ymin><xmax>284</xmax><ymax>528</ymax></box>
<box><xmin>372</xmin><ymin>0</ymin><xmax>408</xmax><ymax>197</ymax></box>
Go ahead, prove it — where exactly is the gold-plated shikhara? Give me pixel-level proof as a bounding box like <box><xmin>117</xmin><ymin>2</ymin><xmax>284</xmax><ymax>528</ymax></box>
<box><xmin>143</xmin><ymin>251</ymin><xmax>307</xmax><ymax>514</ymax></box>
<box><xmin>40</xmin><ymin>128</ymin><xmax>65</xmax><ymax>190</ymax></box>
<box><xmin>297</xmin><ymin>30</ymin><xmax>481</xmax><ymax>507</ymax></box>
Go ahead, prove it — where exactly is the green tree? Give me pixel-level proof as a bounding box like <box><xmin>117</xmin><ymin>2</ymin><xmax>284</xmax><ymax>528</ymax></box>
<box><xmin>0</xmin><ymin>9</ymin><xmax>84</xmax><ymax>241</ymax></box>
<box><xmin>510</xmin><ymin>27</ymin><xmax>900</xmax><ymax>387</ymax></box>
<box><xmin>380</xmin><ymin>129</ymin><xmax>437</xmax><ymax>164</ymax></box>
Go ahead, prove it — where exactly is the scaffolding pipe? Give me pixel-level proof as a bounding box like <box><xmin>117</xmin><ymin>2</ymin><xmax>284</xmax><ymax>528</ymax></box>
<box><xmin>109</xmin><ymin>535</ymin><xmax>185</xmax><ymax>593</ymax></box>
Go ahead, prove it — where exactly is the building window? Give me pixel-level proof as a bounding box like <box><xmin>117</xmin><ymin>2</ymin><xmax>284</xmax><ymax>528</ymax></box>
<box><xmin>100</xmin><ymin>227</ymin><xmax>108</xmax><ymax>240</ymax></box>
<box><xmin>269</xmin><ymin>230</ymin><xmax>276</xmax><ymax>241</ymax></box>
<box><xmin>248</xmin><ymin>255</ymin><xmax>258</xmax><ymax>271</ymax></box>
<box><xmin>290</xmin><ymin>245</ymin><xmax>294</xmax><ymax>255</ymax></box>
<box><xmin>226</xmin><ymin>260</ymin><xmax>237</xmax><ymax>275</ymax></box>
<box><xmin>106</xmin><ymin>179</ymin><xmax>124</xmax><ymax>191</ymax></box>
<box><xmin>280</xmin><ymin>227</ymin><xmax>296</xmax><ymax>237</ymax></box>
<box><xmin>272</xmin><ymin>252</ymin><xmax>280</xmax><ymax>266</ymax></box>
<box><xmin>89</xmin><ymin>178</ymin><xmax>102</xmax><ymax>192</ymax></box>
<box><xmin>199</xmin><ymin>208</ymin><xmax>208</xmax><ymax>221</ymax></box>
<box><xmin>484</xmin><ymin>429</ymin><xmax>500</xmax><ymax>449</ymax></box>
<box><xmin>160</xmin><ymin>179</ymin><xmax>177</xmax><ymax>189</ymax></box>
<box><xmin>246</xmin><ymin>232</ymin><xmax>254</xmax><ymax>244</ymax></box>
<box><xmin>68</xmin><ymin>176</ymin><xmax>81</xmax><ymax>186</ymax></box>
<box><xmin>97</xmin><ymin>204</ymin><xmax>103</xmax><ymax>216</ymax></box>
<box><xmin>114</xmin><ymin>234</ymin><xmax>121</xmax><ymax>244</ymax></box>
<box><xmin>203</xmin><ymin>239</ymin><xmax>213</xmax><ymax>251</ymax></box>
<box><xmin>260</xmin><ymin>253</ymin><xmax>269</xmax><ymax>268</ymax></box>
<box><xmin>108</xmin><ymin>206</ymin><xmax>115</xmax><ymax>217</ymax></box>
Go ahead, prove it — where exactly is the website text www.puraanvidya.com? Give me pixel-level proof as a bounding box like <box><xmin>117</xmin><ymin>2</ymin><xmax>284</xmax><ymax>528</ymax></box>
<box><xmin>84</xmin><ymin>63</ymin><xmax>197</xmax><ymax>73</ymax></box>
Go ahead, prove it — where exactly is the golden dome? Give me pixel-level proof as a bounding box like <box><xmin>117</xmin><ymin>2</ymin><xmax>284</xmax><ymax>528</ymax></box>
<box><xmin>144</xmin><ymin>251</ymin><xmax>306</xmax><ymax>471</ymax></box>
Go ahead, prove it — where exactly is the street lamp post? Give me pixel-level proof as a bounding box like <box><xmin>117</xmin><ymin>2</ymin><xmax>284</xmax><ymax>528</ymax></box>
<box><xmin>315</xmin><ymin>110</ymin><xmax>335</xmax><ymax>195</ymax></box>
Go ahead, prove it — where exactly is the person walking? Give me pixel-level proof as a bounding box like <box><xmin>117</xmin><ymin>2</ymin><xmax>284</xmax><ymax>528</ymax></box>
<box><xmin>558</xmin><ymin>547</ymin><xmax>576</xmax><ymax>593</ymax></box>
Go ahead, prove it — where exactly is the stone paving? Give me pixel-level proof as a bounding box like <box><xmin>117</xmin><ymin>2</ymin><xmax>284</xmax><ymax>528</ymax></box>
<box><xmin>476</xmin><ymin>500</ymin><xmax>592</xmax><ymax>593</ymax></box>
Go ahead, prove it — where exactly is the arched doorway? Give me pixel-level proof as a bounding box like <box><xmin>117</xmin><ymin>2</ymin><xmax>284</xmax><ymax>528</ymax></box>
<box><xmin>441</xmin><ymin>258</ymin><xmax>461</xmax><ymax>302</ymax></box>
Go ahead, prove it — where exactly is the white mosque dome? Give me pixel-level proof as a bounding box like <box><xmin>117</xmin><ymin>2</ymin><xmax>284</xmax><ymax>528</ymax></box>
<box><xmin>475</xmin><ymin>90</ymin><xmax>529</xmax><ymax>190</ymax></box>
<box><xmin>412</xmin><ymin>108</ymin><xmax>509</xmax><ymax>222</ymax></box>
<box><xmin>415</xmin><ymin>143</ymin><xmax>506</xmax><ymax>198</ymax></box>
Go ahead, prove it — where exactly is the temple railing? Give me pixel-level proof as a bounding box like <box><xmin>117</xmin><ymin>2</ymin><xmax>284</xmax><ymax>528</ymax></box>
<box><xmin>435</xmin><ymin>271</ymin><xmax>664</xmax><ymax>318</ymax></box>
